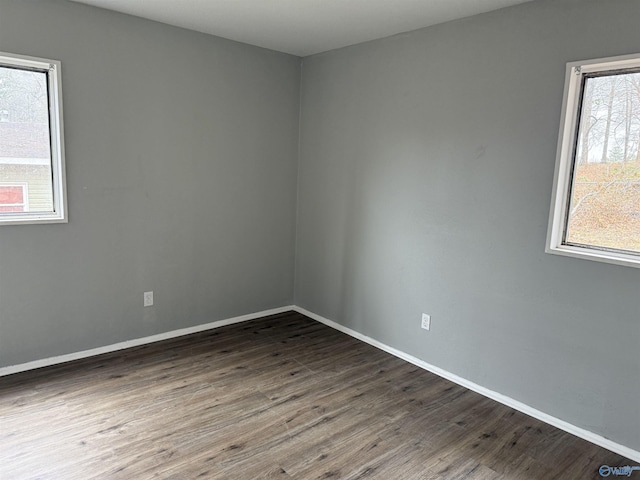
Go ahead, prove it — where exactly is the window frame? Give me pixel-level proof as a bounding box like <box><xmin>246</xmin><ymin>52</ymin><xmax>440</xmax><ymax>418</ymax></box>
<box><xmin>0</xmin><ymin>51</ymin><xmax>67</xmax><ymax>225</ymax></box>
<box><xmin>546</xmin><ymin>52</ymin><xmax>640</xmax><ymax>269</ymax></box>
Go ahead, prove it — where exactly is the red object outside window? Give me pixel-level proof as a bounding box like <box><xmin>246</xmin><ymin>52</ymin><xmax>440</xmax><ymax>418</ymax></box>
<box><xmin>0</xmin><ymin>186</ymin><xmax>25</xmax><ymax>212</ymax></box>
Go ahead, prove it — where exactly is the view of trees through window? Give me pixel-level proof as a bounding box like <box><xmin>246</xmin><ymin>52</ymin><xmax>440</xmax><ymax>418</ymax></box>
<box><xmin>0</xmin><ymin>65</ymin><xmax>53</xmax><ymax>214</ymax></box>
<box><xmin>566</xmin><ymin>71</ymin><xmax>640</xmax><ymax>253</ymax></box>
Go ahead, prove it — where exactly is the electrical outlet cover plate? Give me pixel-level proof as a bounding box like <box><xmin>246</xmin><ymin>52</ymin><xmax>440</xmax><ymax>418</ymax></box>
<box><xmin>144</xmin><ymin>291</ymin><xmax>153</xmax><ymax>307</ymax></box>
<box><xmin>421</xmin><ymin>313</ymin><xmax>430</xmax><ymax>330</ymax></box>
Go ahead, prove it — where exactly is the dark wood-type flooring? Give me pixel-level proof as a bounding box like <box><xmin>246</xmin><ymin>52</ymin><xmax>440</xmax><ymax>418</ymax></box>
<box><xmin>0</xmin><ymin>312</ymin><xmax>633</xmax><ymax>479</ymax></box>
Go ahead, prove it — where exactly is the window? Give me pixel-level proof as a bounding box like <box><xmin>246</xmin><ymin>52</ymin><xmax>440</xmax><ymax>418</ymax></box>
<box><xmin>0</xmin><ymin>52</ymin><xmax>66</xmax><ymax>224</ymax></box>
<box><xmin>547</xmin><ymin>53</ymin><xmax>640</xmax><ymax>268</ymax></box>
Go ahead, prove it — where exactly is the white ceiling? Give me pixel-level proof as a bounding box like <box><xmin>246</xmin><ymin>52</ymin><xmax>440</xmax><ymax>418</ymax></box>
<box><xmin>70</xmin><ymin>0</ymin><xmax>535</xmax><ymax>57</ymax></box>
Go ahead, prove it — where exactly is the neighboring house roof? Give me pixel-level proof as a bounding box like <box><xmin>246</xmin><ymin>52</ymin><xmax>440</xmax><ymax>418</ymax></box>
<box><xmin>0</xmin><ymin>122</ymin><xmax>50</xmax><ymax>158</ymax></box>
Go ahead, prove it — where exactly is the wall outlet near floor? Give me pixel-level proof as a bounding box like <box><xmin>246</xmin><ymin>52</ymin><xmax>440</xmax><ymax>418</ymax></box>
<box><xmin>421</xmin><ymin>313</ymin><xmax>431</xmax><ymax>331</ymax></box>
<box><xmin>143</xmin><ymin>291</ymin><xmax>154</xmax><ymax>307</ymax></box>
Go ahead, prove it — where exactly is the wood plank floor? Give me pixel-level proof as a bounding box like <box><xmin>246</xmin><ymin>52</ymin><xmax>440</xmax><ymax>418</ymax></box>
<box><xmin>0</xmin><ymin>312</ymin><xmax>633</xmax><ymax>479</ymax></box>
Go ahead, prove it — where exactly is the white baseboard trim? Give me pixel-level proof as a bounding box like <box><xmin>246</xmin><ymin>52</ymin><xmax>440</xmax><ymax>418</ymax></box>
<box><xmin>293</xmin><ymin>306</ymin><xmax>640</xmax><ymax>463</ymax></box>
<box><xmin>0</xmin><ymin>306</ymin><xmax>295</xmax><ymax>378</ymax></box>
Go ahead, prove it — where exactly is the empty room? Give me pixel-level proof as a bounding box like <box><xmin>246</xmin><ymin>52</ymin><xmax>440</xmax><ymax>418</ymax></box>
<box><xmin>0</xmin><ymin>0</ymin><xmax>639</xmax><ymax>478</ymax></box>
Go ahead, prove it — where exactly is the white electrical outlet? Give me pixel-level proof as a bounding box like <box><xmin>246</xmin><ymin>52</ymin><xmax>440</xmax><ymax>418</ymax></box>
<box><xmin>421</xmin><ymin>313</ymin><xmax>431</xmax><ymax>331</ymax></box>
<box><xmin>143</xmin><ymin>291</ymin><xmax>153</xmax><ymax>307</ymax></box>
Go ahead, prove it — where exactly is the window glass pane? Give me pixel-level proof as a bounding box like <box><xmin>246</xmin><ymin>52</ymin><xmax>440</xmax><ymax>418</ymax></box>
<box><xmin>566</xmin><ymin>71</ymin><xmax>640</xmax><ymax>254</ymax></box>
<box><xmin>0</xmin><ymin>66</ymin><xmax>53</xmax><ymax>214</ymax></box>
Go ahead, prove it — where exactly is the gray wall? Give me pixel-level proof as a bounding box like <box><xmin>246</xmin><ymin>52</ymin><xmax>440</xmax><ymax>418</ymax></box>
<box><xmin>0</xmin><ymin>0</ymin><xmax>300</xmax><ymax>366</ymax></box>
<box><xmin>296</xmin><ymin>0</ymin><xmax>640</xmax><ymax>451</ymax></box>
